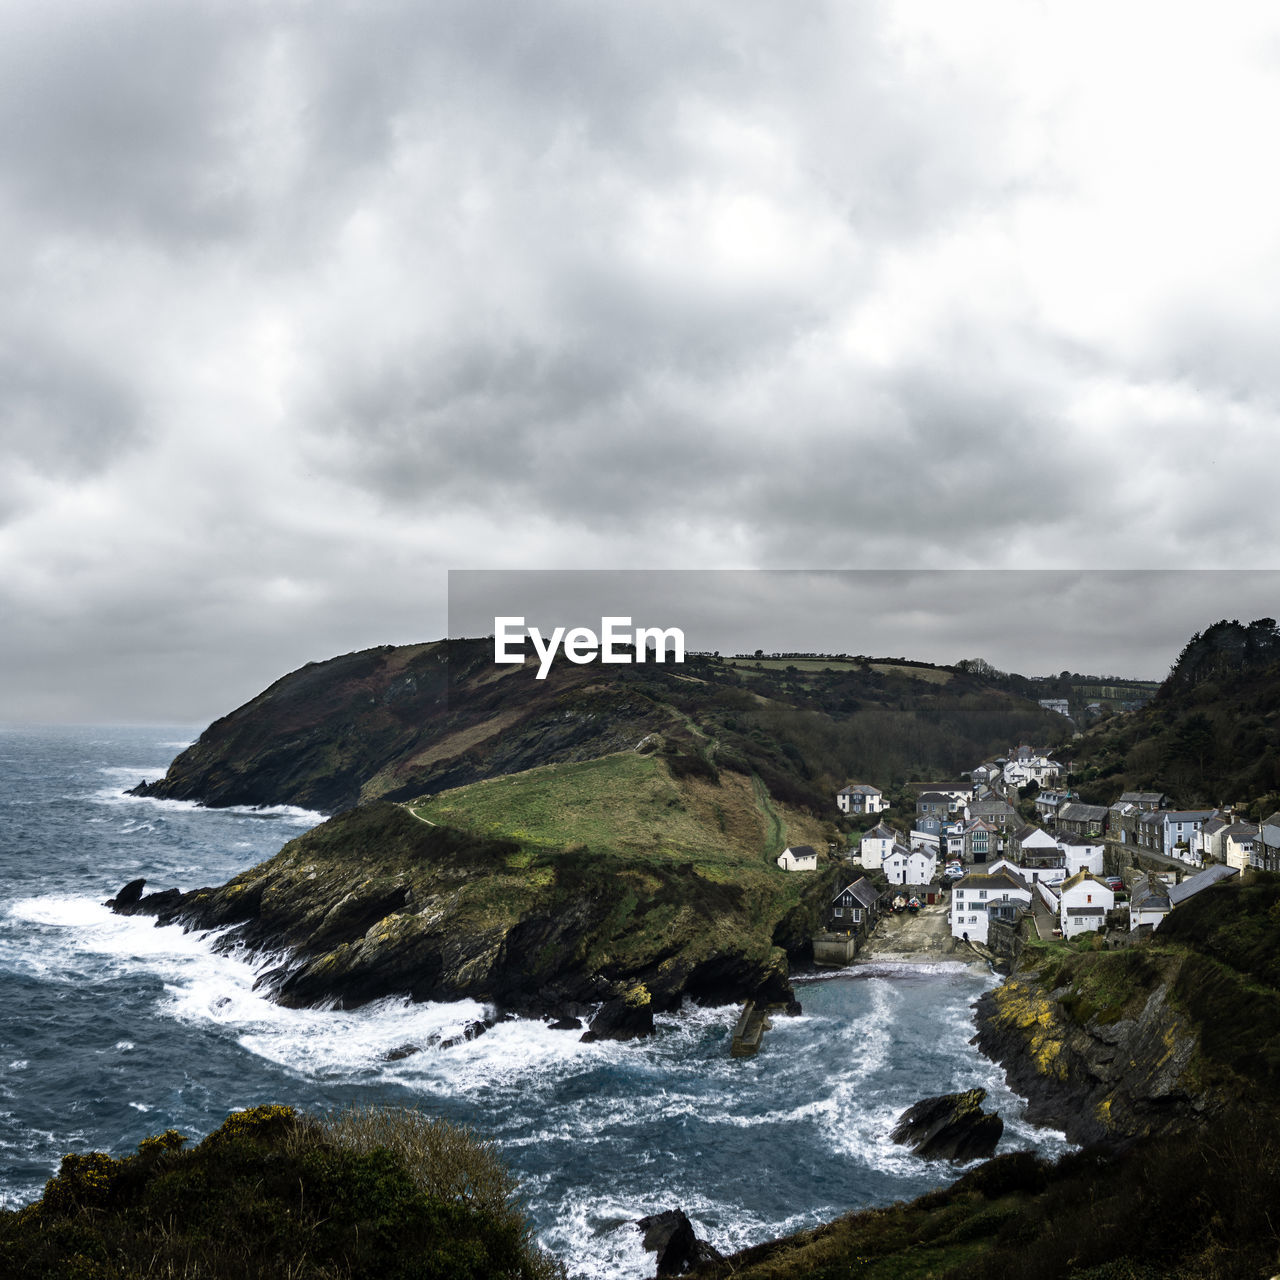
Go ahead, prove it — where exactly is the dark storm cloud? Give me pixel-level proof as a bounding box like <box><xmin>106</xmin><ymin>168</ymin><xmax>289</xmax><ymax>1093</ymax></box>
<box><xmin>2</xmin><ymin>1</ymin><xmax>1280</xmax><ymax>721</ymax></box>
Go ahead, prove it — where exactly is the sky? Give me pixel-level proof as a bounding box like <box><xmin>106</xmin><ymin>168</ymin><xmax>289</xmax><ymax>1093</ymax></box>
<box><xmin>3</xmin><ymin>2</ymin><xmax>1280</xmax><ymax>722</ymax></box>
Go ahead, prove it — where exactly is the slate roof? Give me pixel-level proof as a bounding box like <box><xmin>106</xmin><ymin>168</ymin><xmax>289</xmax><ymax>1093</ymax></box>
<box><xmin>862</xmin><ymin>823</ymin><xmax>900</xmax><ymax>845</ymax></box>
<box><xmin>954</xmin><ymin>869</ymin><xmax>1031</xmax><ymax>894</ymax></box>
<box><xmin>834</xmin><ymin>877</ymin><xmax>880</xmax><ymax>909</ymax></box>
<box><xmin>1057</xmin><ymin>802</ymin><xmax>1108</xmax><ymax>824</ymax></box>
<box><xmin>1060</xmin><ymin>870</ymin><xmax>1113</xmax><ymax>893</ymax></box>
<box><xmin>1168</xmin><ymin>864</ymin><xmax>1239</xmax><ymax>906</ymax></box>
<box><xmin>1222</xmin><ymin>822</ymin><xmax>1258</xmax><ymax>838</ymax></box>
<box><xmin>1130</xmin><ymin>877</ymin><xmax>1171</xmax><ymax>911</ymax></box>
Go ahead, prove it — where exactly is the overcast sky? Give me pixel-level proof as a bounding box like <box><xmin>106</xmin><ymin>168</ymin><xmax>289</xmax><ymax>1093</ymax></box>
<box><xmin>3</xmin><ymin>2</ymin><xmax>1280</xmax><ymax>722</ymax></box>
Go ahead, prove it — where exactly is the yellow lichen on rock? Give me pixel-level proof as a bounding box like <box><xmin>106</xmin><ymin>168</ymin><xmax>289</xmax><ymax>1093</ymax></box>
<box><xmin>991</xmin><ymin>980</ymin><xmax>1068</xmax><ymax>1080</ymax></box>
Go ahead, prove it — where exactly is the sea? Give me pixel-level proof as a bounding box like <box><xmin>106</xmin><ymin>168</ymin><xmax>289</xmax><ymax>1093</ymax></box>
<box><xmin>0</xmin><ymin>724</ymin><xmax>1072</xmax><ymax>1278</ymax></box>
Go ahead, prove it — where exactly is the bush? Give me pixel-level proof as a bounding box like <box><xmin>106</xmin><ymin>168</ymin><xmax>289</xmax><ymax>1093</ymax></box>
<box><xmin>0</xmin><ymin>1105</ymin><xmax>566</xmax><ymax>1280</ymax></box>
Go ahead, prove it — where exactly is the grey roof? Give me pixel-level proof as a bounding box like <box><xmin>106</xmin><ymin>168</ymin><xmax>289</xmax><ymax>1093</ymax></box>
<box><xmin>1169</xmin><ymin>864</ymin><xmax>1239</xmax><ymax>905</ymax></box>
<box><xmin>1222</xmin><ymin>822</ymin><xmax>1258</xmax><ymax>838</ymax></box>
<box><xmin>1119</xmin><ymin>791</ymin><xmax>1165</xmax><ymax>805</ymax></box>
<box><xmin>1066</xmin><ymin>906</ymin><xmax>1106</xmax><ymax>917</ymax></box>
<box><xmin>839</xmin><ymin>783</ymin><xmax>882</xmax><ymax>795</ymax></box>
<box><xmin>834</xmin><ymin>877</ymin><xmax>880</xmax><ymax>909</ymax></box>
<box><xmin>972</xmin><ymin>797</ymin><xmax>1015</xmax><ymax>815</ymax></box>
<box><xmin>1162</xmin><ymin>810</ymin><xmax>1215</xmax><ymax>823</ymax></box>
<box><xmin>1130</xmin><ymin>876</ymin><xmax>1171</xmax><ymax>911</ymax></box>
<box><xmin>1056</xmin><ymin>831</ymin><xmax>1104</xmax><ymax>846</ymax></box>
<box><xmin>1057</xmin><ymin>802</ymin><xmax>1108</xmax><ymax>823</ymax></box>
<box><xmin>955</xmin><ymin>869</ymin><xmax>1031</xmax><ymax>894</ymax></box>
<box><xmin>917</xmin><ymin>791</ymin><xmax>951</xmax><ymax>803</ymax></box>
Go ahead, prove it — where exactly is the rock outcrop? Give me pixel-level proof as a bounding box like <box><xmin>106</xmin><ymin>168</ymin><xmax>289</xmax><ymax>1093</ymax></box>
<box><xmin>890</xmin><ymin>1089</ymin><xmax>1003</xmax><ymax>1161</ymax></box>
<box><xmin>635</xmin><ymin>1209</ymin><xmax>723</xmax><ymax>1276</ymax></box>
<box><xmin>106</xmin><ymin>800</ymin><xmax>810</xmax><ymax>1021</ymax></box>
<box><xmin>973</xmin><ymin>959</ymin><xmax>1213</xmax><ymax>1147</ymax></box>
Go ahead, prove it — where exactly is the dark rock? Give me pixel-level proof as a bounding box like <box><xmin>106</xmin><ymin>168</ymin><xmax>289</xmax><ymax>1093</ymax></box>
<box><xmin>972</xmin><ymin>975</ymin><xmax>1207</xmax><ymax>1147</ymax></box>
<box><xmin>635</xmin><ymin>1209</ymin><xmax>723</xmax><ymax>1275</ymax></box>
<box><xmin>580</xmin><ymin>996</ymin><xmax>654</xmax><ymax>1043</ymax></box>
<box><xmin>891</xmin><ymin>1088</ymin><xmax>1003</xmax><ymax>1161</ymax></box>
<box><xmin>546</xmin><ymin>1015</ymin><xmax>583</xmax><ymax>1031</ymax></box>
<box><xmin>437</xmin><ymin>1019</ymin><xmax>491</xmax><ymax>1050</ymax></box>
<box><xmin>108</xmin><ymin>878</ymin><xmax>147</xmax><ymax>908</ymax></box>
<box><xmin>107</xmin><ymin>880</ymin><xmax>185</xmax><ymax>918</ymax></box>
<box><xmin>385</xmin><ymin>1044</ymin><xmax>420</xmax><ymax>1061</ymax></box>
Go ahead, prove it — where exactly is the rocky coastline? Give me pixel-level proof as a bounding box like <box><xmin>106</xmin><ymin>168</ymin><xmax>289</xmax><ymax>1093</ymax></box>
<box><xmin>107</xmin><ymin>799</ymin><xmax>831</xmax><ymax>1033</ymax></box>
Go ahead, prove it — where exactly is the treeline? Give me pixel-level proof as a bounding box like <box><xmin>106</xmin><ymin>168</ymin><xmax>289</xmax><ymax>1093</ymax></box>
<box><xmin>640</xmin><ymin>662</ymin><xmax>1068</xmax><ymax>815</ymax></box>
<box><xmin>1071</xmin><ymin>618</ymin><xmax>1280</xmax><ymax>810</ymax></box>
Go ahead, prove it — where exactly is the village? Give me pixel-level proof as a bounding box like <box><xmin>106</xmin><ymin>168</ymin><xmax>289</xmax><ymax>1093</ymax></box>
<box><xmin>775</xmin><ymin>744</ymin><xmax>1280</xmax><ymax>970</ymax></box>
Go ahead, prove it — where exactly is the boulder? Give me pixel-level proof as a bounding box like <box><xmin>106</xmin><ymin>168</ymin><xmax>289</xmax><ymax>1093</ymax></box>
<box><xmin>107</xmin><ymin>878</ymin><xmax>147</xmax><ymax>908</ymax></box>
<box><xmin>106</xmin><ymin>880</ymin><xmax>184</xmax><ymax>918</ymax></box>
<box><xmin>635</xmin><ymin>1209</ymin><xmax>723</xmax><ymax>1276</ymax></box>
<box><xmin>891</xmin><ymin>1088</ymin><xmax>1003</xmax><ymax>1161</ymax></box>
<box><xmin>580</xmin><ymin>995</ymin><xmax>654</xmax><ymax>1043</ymax></box>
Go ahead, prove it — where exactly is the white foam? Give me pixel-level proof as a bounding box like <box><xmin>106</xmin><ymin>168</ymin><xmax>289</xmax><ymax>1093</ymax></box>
<box><xmin>86</xmin><ymin>786</ymin><xmax>327</xmax><ymax>827</ymax></box>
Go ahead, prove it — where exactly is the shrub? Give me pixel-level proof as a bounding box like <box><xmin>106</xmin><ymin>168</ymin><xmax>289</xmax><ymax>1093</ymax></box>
<box><xmin>0</xmin><ymin>1105</ymin><xmax>566</xmax><ymax>1280</ymax></box>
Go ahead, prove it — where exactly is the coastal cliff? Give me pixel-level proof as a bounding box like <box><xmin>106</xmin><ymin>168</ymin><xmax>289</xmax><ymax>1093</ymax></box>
<box><xmin>115</xmin><ymin>757</ymin><xmax>842</xmax><ymax>1020</ymax></box>
<box><xmin>972</xmin><ymin>877</ymin><xmax>1280</xmax><ymax>1147</ymax></box>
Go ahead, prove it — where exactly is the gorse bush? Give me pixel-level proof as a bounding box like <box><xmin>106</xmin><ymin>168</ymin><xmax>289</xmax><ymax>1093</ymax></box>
<box><xmin>0</xmin><ymin>1104</ymin><xmax>565</xmax><ymax>1280</ymax></box>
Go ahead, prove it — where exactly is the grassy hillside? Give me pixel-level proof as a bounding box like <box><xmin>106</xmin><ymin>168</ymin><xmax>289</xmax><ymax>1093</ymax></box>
<box><xmin>407</xmin><ymin>750</ymin><xmax>831</xmax><ymax>872</ymax></box>
<box><xmin>137</xmin><ymin>752</ymin><xmax>844</xmax><ymax>1015</ymax></box>
<box><xmin>134</xmin><ymin>640</ymin><xmax>1071</xmax><ymax>816</ymax></box>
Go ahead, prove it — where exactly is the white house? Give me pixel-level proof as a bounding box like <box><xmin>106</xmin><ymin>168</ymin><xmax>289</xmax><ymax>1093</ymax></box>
<box><xmin>836</xmin><ymin>783</ymin><xmax>889</xmax><ymax>816</ymax></box>
<box><xmin>916</xmin><ymin>783</ymin><xmax>971</xmax><ymax>813</ymax></box>
<box><xmin>777</xmin><ymin>845</ymin><xmax>818</xmax><ymax>872</ymax></box>
<box><xmin>1056</xmin><ymin>833</ymin><xmax>1105</xmax><ymax>878</ymax></box>
<box><xmin>949</xmin><ymin>869</ymin><xmax>1033</xmax><ymax>945</ymax></box>
<box><xmin>884</xmin><ymin>843</ymin><xmax>938</xmax><ymax>886</ymax></box>
<box><xmin>1059</xmin><ymin>871</ymin><xmax>1115</xmax><ymax>939</ymax></box>
<box><xmin>858</xmin><ymin>823</ymin><xmax>898</xmax><ymax>871</ymax></box>
<box><xmin>1128</xmin><ymin>875</ymin><xmax>1171</xmax><ymax>931</ymax></box>
<box><xmin>1003</xmin><ymin>748</ymin><xmax>1064</xmax><ymax>790</ymax></box>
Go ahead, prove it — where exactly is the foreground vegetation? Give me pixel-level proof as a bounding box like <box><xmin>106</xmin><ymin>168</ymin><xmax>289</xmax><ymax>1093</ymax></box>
<box><xmin>0</xmin><ymin>1105</ymin><xmax>564</xmax><ymax>1280</ymax></box>
<box><xmin>689</xmin><ymin>1124</ymin><xmax>1280</xmax><ymax>1280</ymax></box>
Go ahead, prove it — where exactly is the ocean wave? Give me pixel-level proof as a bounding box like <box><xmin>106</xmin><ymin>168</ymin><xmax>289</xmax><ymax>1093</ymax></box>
<box><xmin>86</xmin><ymin>786</ymin><xmax>327</xmax><ymax>827</ymax></box>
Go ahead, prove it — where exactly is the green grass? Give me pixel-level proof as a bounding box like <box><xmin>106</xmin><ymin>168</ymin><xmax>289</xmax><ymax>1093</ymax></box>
<box><xmin>407</xmin><ymin>752</ymin><xmax>828</xmax><ymax>876</ymax></box>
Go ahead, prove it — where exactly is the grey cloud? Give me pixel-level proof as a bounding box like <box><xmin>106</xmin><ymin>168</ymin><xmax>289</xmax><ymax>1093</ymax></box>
<box><xmin>2</xmin><ymin>2</ymin><xmax>1279</xmax><ymax>721</ymax></box>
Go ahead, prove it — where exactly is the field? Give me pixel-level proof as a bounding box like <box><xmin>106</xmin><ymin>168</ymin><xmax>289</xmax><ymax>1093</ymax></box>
<box><xmin>407</xmin><ymin>751</ymin><xmax>832</xmax><ymax>877</ymax></box>
<box><xmin>722</xmin><ymin>657</ymin><xmax>953</xmax><ymax>683</ymax></box>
